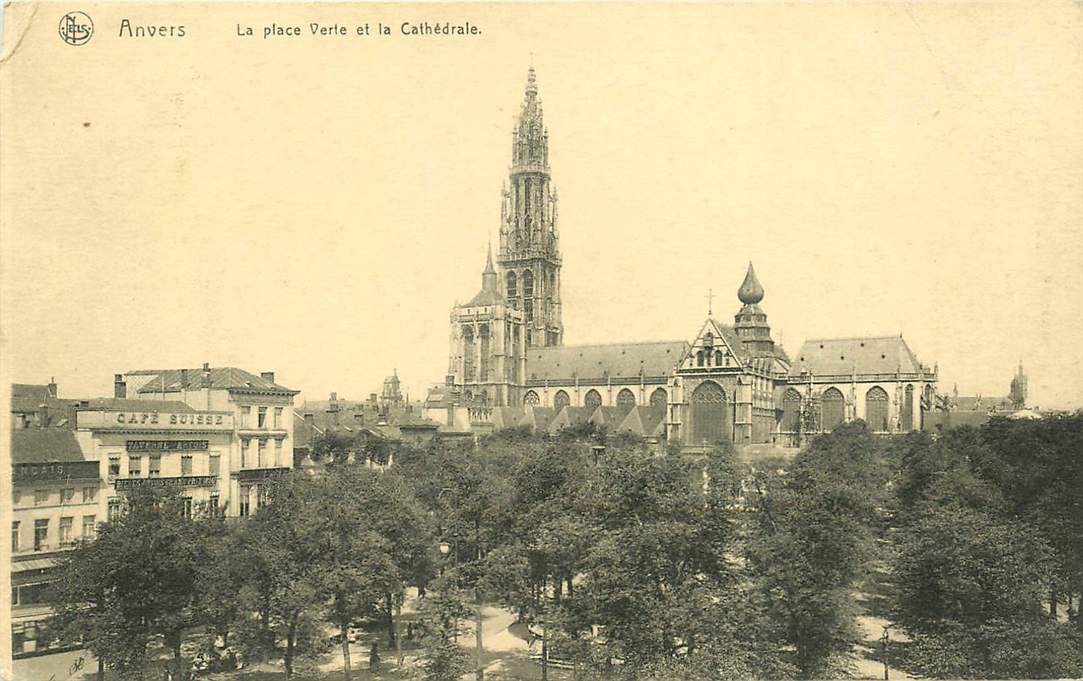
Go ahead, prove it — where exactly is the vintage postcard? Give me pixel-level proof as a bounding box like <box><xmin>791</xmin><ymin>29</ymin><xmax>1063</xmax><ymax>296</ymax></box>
<box><xmin>2</xmin><ymin>2</ymin><xmax>1081</xmax><ymax>680</ymax></box>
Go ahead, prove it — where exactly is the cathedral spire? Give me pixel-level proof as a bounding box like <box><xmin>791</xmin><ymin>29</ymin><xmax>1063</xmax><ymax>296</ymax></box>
<box><xmin>481</xmin><ymin>243</ymin><xmax>498</xmax><ymax>292</ymax></box>
<box><xmin>738</xmin><ymin>262</ymin><xmax>765</xmax><ymax>305</ymax></box>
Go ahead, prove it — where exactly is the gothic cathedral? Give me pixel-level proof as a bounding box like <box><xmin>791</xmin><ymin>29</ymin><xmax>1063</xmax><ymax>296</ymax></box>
<box><xmin>436</xmin><ymin>67</ymin><xmax>940</xmax><ymax>448</ymax></box>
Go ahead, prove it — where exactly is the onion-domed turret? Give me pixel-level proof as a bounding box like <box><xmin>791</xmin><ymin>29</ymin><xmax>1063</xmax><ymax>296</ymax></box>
<box><xmin>737</xmin><ymin>262</ymin><xmax>765</xmax><ymax>305</ymax></box>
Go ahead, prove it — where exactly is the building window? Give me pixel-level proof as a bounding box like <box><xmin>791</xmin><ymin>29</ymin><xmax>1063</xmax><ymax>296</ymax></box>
<box><xmin>82</xmin><ymin>515</ymin><xmax>96</xmax><ymax>538</ymax></box>
<box><xmin>616</xmin><ymin>388</ymin><xmax>636</xmax><ymax>412</ymax></box>
<box><xmin>13</xmin><ymin>489</ymin><xmax>22</xmax><ymax>505</ymax></box>
<box><xmin>258</xmin><ymin>407</ymin><xmax>268</xmax><ymax>428</ymax></box>
<box><xmin>181</xmin><ymin>455</ymin><xmax>193</xmax><ymax>476</ymax></box>
<box><xmin>34</xmin><ymin>490</ymin><xmax>48</xmax><ymax>506</ymax></box>
<box><xmin>239</xmin><ymin>486</ymin><xmax>251</xmax><ymax>517</ymax></box>
<box><xmin>274</xmin><ymin>407</ymin><xmax>283</xmax><ymax>429</ymax></box>
<box><xmin>650</xmin><ymin>388</ymin><xmax>668</xmax><ymax>413</ymax></box>
<box><xmin>553</xmin><ymin>390</ymin><xmax>570</xmax><ymax>411</ymax></box>
<box><xmin>181</xmin><ymin>497</ymin><xmax>193</xmax><ymax>519</ymax></box>
<box><xmin>241</xmin><ymin>440</ymin><xmax>249</xmax><ymax>468</ymax></box>
<box><xmin>61</xmin><ymin>488</ymin><xmax>75</xmax><ymax>504</ymax></box>
<box><xmin>129</xmin><ymin>455</ymin><xmax>142</xmax><ymax>477</ymax></box>
<box><xmin>12</xmin><ymin>521</ymin><xmax>20</xmax><ymax>553</ymax></box>
<box><xmin>240</xmin><ymin>405</ymin><xmax>251</xmax><ymax>428</ymax></box>
<box><xmin>584</xmin><ymin>389</ymin><xmax>602</xmax><ymax>410</ymax></box>
<box><xmin>208</xmin><ymin>493</ymin><xmax>220</xmax><ymax>517</ymax></box>
<box><xmin>523</xmin><ymin>390</ymin><xmax>541</xmax><ymax>406</ymax></box>
<box><xmin>108</xmin><ymin>456</ymin><xmax>121</xmax><ymax>480</ymax></box>
<box><xmin>274</xmin><ymin>439</ymin><xmax>283</xmax><ymax>467</ymax></box>
<box><xmin>59</xmin><ymin>517</ymin><xmax>73</xmax><ymax>544</ymax></box>
<box><xmin>82</xmin><ymin>486</ymin><xmax>97</xmax><ymax>503</ymax></box>
<box><xmin>506</xmin><ymin>271</ymin><xmax>517</xmax><ymax>299</ymax></box>
<box><xmin>257</xmin><ymin>440</ymin><xmax>266</xmax><ymax>467</ymax></box>
<box><xmin>821</xmin><ymin>388</ymin><xmax>846</xmax><ymax>431</ymax></box>
<box><xmin>865</xmin><ymin>386</ymin><xmax>890</xmax><ymax>433</ymax></box>
<box><xmin>209</xmin><ymin>454</ymin><xmax>220</xmax><ymax>477</ymax></box>
<box><xmin>33</xmin><ymin>519</ymin><xmax>48</xmax><ymax>552</ymax></box>
<box><xmin>256</xmin><ymin>486</ymin><xmax>268</xmax><ymax>510</ymax></box>
<box><xmin>108</xmin><ymin>498</ymin><xmax>121</xmax><ymax>521</ymax></box>
<box><xmin>696</xmin><ymin>351</ymin><xmax>705</xmax><ymax>367</ymax></box>
<box><xmin>714</xmin><ymin>350</ymin><xmax>723</xmax><ymax>366</ymax></box>
<box><xmin>148</xmin><ymin>456</ymin><xmax>161</xmax><ymax>478</ymax></box>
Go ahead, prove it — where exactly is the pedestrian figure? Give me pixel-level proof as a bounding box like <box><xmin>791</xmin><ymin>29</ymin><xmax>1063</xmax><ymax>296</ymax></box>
<box><xmin>370</xmin><ymin>641</ymin><xmax>381</xmax><ymax>672</ymax></box>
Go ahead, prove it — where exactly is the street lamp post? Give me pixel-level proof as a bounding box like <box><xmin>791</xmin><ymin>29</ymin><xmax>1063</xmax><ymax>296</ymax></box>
<box><xmin>881</xmin><ymin>626</ymin><xmax>890</xmax><ymax>681</ymax></box>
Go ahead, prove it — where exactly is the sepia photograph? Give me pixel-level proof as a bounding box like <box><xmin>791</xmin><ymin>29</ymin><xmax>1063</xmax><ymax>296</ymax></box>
<box><xmin>1</xmin><ymin>2</ymin><xmax>1081</xmax><ymax>680</ymax></box>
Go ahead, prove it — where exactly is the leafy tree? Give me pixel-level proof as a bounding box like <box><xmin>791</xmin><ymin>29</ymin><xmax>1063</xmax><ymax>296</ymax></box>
<box><xmin>233</xmin><ymin>474</ymin><xmax>330</xmax><ymax>678</ymax></box>
<box><xmin>893</xmin><ymin>503</ymin><xmax>1081</xmax><ymax>677</ymax></box>
<box><xmin>47</xmin><ymin>489</ymin><xmax>211</xmax><ymax>680</ymax></box>
<box><xmin>746</xmin><ymin>422</ymin><xmax>887</xmax><ymax>678</ymax></box>
<box><xmin>415</xmin><ymin>583</ymin><xmax>472</xmax><ymax>681</ymax></box>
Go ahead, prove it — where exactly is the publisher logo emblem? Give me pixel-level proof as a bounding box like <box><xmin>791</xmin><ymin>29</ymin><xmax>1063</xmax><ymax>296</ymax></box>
<box><xmin>59</xmin><ymin>11</ymin><xmax>94</xmax><ymax>46</ymax></box>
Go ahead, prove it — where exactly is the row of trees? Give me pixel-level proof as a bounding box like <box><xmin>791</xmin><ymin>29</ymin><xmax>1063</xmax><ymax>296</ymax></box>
<box><xmin>886</xmin><ymin>415</ymin><xmax>1083</xmax><ymax>677</ymax></box>
<box><xmin>50</xmin><ymin>466</ymin><xmax>436</xmax><ymax>681</ymax></box>
<box><xmin>49</xmin><ymin>414</ymin><xmax>1083</xmax><ymax>680</ymax></box>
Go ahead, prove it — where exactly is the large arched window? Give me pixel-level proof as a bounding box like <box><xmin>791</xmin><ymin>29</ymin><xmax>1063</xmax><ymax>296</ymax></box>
<box><xmin>616</xmin><ymin>388</ymin><xmax>636</xmax><ymax>412</ymax></box>
<box><xmin>900</xmin><ymin>384</ymin><xmax>914</xmax><ymax>431</ymax></box>
<box><xmin>479</xmin><ymin>325</ymin><xmax>491</xmax><ymax>382</ymax></box>
<box><xmin>462</xmin><ymin>326</ymin><xmax>476</xmax><ymax>382</ymax></box>
<box><xmin>691</xmin><ymin>381</ymin><xmax>726</xmax><ymax>444</ymax></box>
<box><xmin>506</xmin><ymin>271</ymin><xmax>517</xmax><ymax>299</ymax></box>
<box><xmin>523</xmin><ymin>270</ymin><xmax>534</xmax><ymax>298</ymax></box>
<box><xmin>866</xmin><ymin>386</ymin><xmax>889</xmax><ymax>432</ymax></box>
<box><xmin>782</xmin><ymin>388</ymin><xmax>802</xmax><ymax>432</ymax></box>
<box><xmin>523</xmin><ymin>390</ymin><xmax>540</xmax><ymax>406</ymax></box>
<box><xmin>553</xmin><ymin>390</ymin><xmax>570</xmax><ymax>411</ymax></box>
<box><xmin>584</xmin><ymin>389</ymin><xmax>602</xmax><ymax>410</ymax></box>
<box><xmin>649</xmin><ymin>387</ymin><xmax>667</xmax><ymax>413</ymax></box>
<box><xmin>821</xmin><ymin>387</ymin><xmax>845</xmax><ymax>431</ymax></box>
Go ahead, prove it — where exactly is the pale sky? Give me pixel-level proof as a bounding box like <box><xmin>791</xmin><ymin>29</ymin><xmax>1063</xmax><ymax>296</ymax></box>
<box><xmin>2</xmin><ymin>2</ymin><xmax>1081</xmax><ymax>408</ymax></box>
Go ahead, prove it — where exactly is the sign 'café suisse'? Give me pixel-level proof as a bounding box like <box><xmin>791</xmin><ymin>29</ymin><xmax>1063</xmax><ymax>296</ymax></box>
<box><xmin>77</xmin><ymin>409</ymin><xmax>234</xmax><ymax>431</ymax></box>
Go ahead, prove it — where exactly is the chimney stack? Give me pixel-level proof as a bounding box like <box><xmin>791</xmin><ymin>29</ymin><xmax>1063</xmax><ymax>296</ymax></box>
<box><xmin>261</xmin><ymin>371</ymin><xmax>275</xmax><ymax>384</ymax></box>
<box><xmin>47</xmin><ymin>378</ymin><xmax>58</xmax><ymax>398</ymax></box>
<box><xmin>180</xmin><ymin>368</ymin><xmax>189</xmax><ymax>388</ymax></box>
<box><xmin>114</xmin><ymin>374</ymin><xmax>127</xmax><ymax>399</ymax></box>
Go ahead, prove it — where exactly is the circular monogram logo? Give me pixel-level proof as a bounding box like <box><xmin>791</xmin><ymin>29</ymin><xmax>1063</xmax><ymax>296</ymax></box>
<box><xmin>59</xmin><ymin>11</ymin><xmax>94</xmax><ymax>46</ymax></box>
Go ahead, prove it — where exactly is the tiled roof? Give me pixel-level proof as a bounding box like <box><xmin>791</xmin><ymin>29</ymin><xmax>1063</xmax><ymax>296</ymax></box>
<box><xmin>134</xmin><ymin>367</ymin><xmax>298</xmax><ymax>394</ymax></box>
<box><xmin>522</xmin><ymin>406</ymin><xmax>557</xmax><ymax>433</ymax></box>
<box><xmin>12</xmin><ymin>384</ymin><xmax>52</xmax><ymax>405</ymax></box>
<box><xmin>12</xmin><ymin>429</ymin><xmax>86</xmax><ymax>464</ymax></box>
<box><xmin>465</xmin><ymin>288</ymin><xmax>504</xmax><ymax>307</ymax></box>
<box><xmin>614</xmin><ymin>406</ymin><xmax>666</xmax><ymax>438</ymax></box>
<box><xmin>527</xmin><ymin>341</ymin><xmax>688</xmax><ymax>382</ymax></box>
<box><xmin>789</xmin><ymin>336</ymin><xmax>925</xmax><ymax>377</ymax></box>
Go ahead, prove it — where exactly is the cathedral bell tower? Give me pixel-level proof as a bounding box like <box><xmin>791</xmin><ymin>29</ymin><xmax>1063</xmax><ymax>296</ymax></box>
<box><xmin>497</xmin><ymin>67</ymin><xmax>564</xmax><ymax>348</ymax></box>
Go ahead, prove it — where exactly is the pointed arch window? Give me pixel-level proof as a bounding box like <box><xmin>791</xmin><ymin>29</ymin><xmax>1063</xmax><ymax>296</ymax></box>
<box><xmin>696</xmin><ymin>351</ymin><xmax>705</xmax><ymax>367</ymax></box>
<box><xmin>523</xmin><ymin>270</ymin><xmax>534</xmax><ymax>298</ymax></box>
<box><xmin>616</xmin><ymin>389</ymin><xmax>636</xmax><ymax>412</ymax></box>
<box><xmin>553</xmin><ymin>390</ymin><xmax>570</xmax><ymax>411</ymax></box>
<box><xmin>900</xmin><ymin>384</ymin><xmax>914</xmax><ymax>431</ymax></box>
<box><xmin>782</xmin><ymin>388</ymin><xmax>802</xmax><ymax>433</ymax></box>
<box><xmin>821</xmin><ymin>387</ymin><xmax>845</xmax><ymax>431</ymax></box>
<box><xmin>523</xmin><ymin>390</ymin><xmax>540</xmax><ymax>406</ymax></box>
<box><xmin>649</xmin><ymin>388</ymin><xmax>667</xmax><ymax>413</ymax></box>
<box><xmin>506</xmin><ymin>271</ymin><xmax>518</xmax><ymax>299</ymax></box>
<box><xmin>584</xmin><ymin>389</ymin><xmax>602</xmax><ymax>409</ymax></box>
<box><xmin>691</xmin><ymin>381</ymin><xmax>726</xmax><ymax>444</ymax></box>
<box><xmin>714</xmin><ymin>350</ymin><xmax>724</xmax><ymax>366</ymax></box>
<box><xmin>865</xmin><ymin>386</ymin><xmax>889</xmax><ymax>432</ymax></box>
